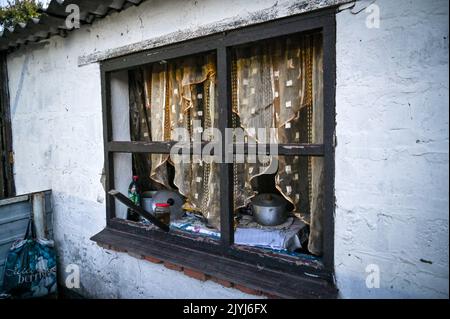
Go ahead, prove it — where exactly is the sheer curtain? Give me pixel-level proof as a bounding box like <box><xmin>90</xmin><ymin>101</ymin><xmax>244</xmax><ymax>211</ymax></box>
<box><xmin>129</xmin><ymin>53</ymin><xmax>221</xmax><ymax>230</ymax></box>
<box><xmin>128</xmin><ymin>33</ymin><xmax>325</xmax><ymax>255</ymax></box>
<box><xmin>232</xmin><ymin>33</ymin><xmax>324</xmax><ymax>255</ymax></box>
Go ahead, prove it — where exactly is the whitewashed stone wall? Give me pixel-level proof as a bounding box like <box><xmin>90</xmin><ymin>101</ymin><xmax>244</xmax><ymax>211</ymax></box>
<box><xmin>335</xmin><ymin>0</ymin><xmax>449</xmax><ymax>298</ymax></box>
<box><xmin>6</xmin><ymin>0</ymin><xmax>449</xmax><ymax>298</ymax></box>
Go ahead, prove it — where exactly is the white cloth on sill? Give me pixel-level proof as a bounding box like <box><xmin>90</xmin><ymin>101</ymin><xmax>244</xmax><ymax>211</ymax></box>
<box><xmin>234</xmin><ymin>218</ymin><xmax>307</xmax><ymax>251</ymax></box>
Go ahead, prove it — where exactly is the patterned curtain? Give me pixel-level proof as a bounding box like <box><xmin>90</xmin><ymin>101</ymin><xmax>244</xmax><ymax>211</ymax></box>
<box><xmin>232</xmin><ymin>33</ymin><xmax>324</xmax><ymax>255</ymax></box>
<box><xmin>129</xmin><ymin>53</ymin><xmax>221</xmax><ymax>229</ymax></box>
<box><xmin>129</xmin><ymin>32</ymin><xmax>325</xmax><ymax>255</ymax></box>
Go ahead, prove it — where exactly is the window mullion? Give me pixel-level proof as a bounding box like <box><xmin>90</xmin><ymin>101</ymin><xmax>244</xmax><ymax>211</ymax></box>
<box><xmin>321</xmin><ymin>19</ymin><xmax>336</xmax><ymax>271</ymax></box>
<box><xmin>107</xmin><ymin>141</ymin><xmax>210</xmax><ymax>154</ymax></box>
<box><xmin>217</xmin><ymin>46</ymin><xmax>234</xmax><ymax>247</ymax></box>
<box><xmin>233</xmin><ymin>143</ymin><xmax>325</xmax><ymax>156</ymax></box>
<box><xmin>102</xmin><ymin>69</ymin><xmax>116</xmax><ymax>223</ymax></box>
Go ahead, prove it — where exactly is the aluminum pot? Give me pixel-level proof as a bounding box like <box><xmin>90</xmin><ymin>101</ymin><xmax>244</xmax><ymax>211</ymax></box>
<box><xmin>251</xmin><ymin>193</ymin><xmax>287</xmax><ymax>226</ymax></box>
<box><xmin>141</xmin><ymin>191</ymin><xmax>158</xmax><ymax>214</ymax></box>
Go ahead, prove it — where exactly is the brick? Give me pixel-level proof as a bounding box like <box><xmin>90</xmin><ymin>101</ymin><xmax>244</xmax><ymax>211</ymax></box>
<box><xmin>97</xmin><ymin>243</ymin><xmax>127</xmax><ymax>253</ymax></box>
<box><xmin>97</xmin><ymin>243</ymin><xmax>111</xmax><ymax>250</ymax></box>
<box><xmin>128</xmin><ymin>252</ymin><xmax>144</xmax><ymax>259</ymax></box>
<box><xmin>144</xmin><ymin>255</ymin><xmax>163</xmax><ymax>264</ymax></box>
<box><xmin>109</xmin><ymin>245</ymin><xmax>127</xmax><ymax>253</ymax></box>
<box><xmin>164</xmin><ymin>261</ymin><xmax>183</xmax><ymax>271</ymax></box>
<box><xmin>183</xmin><ymin>268</ymin><xmax>209</xmax><ymax>281</ymax></box>
<box><xmin>264</xmin><ymin>292</ymin><xmax>282</xmax><ymax>299</ymax></box>
<box><xmin>234</xmin><ymin>284</ymin><xmax>262</xmax><ymax>296</ymax></box>
<box><xmin>211</xmin><ymin>277</ymin><xmax>233</xmax><ymax>288</ymax></box>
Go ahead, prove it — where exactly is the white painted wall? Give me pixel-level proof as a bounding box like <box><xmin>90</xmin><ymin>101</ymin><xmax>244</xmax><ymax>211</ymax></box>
<box><xmin>334</xmin><ymin>0</ymin><xmax>449</xmax><ymax>298</ymax></box>
<box><xmin>6</xmin><ymin>0</ymin><xmax>449</xmax><ymax>298</ymax></box>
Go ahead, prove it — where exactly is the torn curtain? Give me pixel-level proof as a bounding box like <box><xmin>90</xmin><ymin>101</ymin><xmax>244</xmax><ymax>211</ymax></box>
<box><xmin>231</xmin><ymin>33</ymin><xmax>324</xmax><ymax>255</ymax></box>
<box><xmin>129</xmin><ymin>53</ymin><xmax>222</xmax><ymax>229</ymax></box>
<box><xmin>128</xmin><ymin>32</ymin><xmax>325</xmax><ymax>256</ymax></box>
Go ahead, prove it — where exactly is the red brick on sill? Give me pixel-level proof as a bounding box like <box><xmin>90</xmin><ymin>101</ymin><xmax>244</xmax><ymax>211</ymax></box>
<box><xmin>97</xmin><ymin>242</ymin><xmax>127</xmax><ymax>253</ymax></box>
<box><xmin>111</xmin><ymin>246</ymin><xmax>127</xmax><ymax>253</ymax></box>
<box><xmin>184</xmin><ymin>267</ymin><xmax>209</xmax><ymax>281</ymax></box>
<box><xmin>128</xmin><ymin>252</ymin><xmax>144</xmax><ymax>259</ymax></box>
<box><xmin>129</xmin><ymin>251</ymin><xmax>277</xmax><ymax>298</ymax></box>
<box><xmin>264</xmin><ymin>292</ymin><xmax>282</xmax><ymax>299</ymax></box>
<box><xmin>163</xmin><ymin>261</ymin><xmax>183</xmax><ymax>272</ymax></box>
<box><xmin>211</xmin><ymin>277</ymin><xmax>233</xmax><ymax>288</ymax></box>
<box><xmin>234</xmin><ymin>284</ymin><xmax>262</xmax><ymax>296</ymax></box>
<box><xmin>144</xmin><ymin>255</ymin><xmax>163</xmax><ymax>264</ymax></box>
<box><xmin>97</xmin><ymin>243</ymin><xmax>111</xmax><ymax>250</ymax></box>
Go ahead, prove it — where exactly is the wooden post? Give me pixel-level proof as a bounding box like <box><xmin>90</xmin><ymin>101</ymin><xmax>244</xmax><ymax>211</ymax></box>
<box><xmin>0</xmin><ymin>51</ymin><xmax>16</xmax><ymax>199</ymax></box>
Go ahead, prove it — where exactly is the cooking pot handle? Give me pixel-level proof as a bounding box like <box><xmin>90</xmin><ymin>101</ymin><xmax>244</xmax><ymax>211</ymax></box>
<box><xmin>247</xmin><ymin>203</ymin><xmax>254</xmax><ymax>216</ymax></box>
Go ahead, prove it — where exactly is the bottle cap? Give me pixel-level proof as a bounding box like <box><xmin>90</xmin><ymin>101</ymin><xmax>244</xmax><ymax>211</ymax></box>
<box><xmin>155</xmin><ymin>203</ymin><xmax>170</xmax><ymax>207</ymax></box>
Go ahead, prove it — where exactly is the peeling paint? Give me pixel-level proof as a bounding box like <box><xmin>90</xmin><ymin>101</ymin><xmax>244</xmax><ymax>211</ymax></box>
<box><xmin>77</xmin><ymin>0</ymin><xmax>350</xmax><ymax>66</ymax></box>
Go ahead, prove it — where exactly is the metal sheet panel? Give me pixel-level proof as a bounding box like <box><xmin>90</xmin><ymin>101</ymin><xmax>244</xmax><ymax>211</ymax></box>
<box><xmin>0</xmin><ymin>0</ymin><xmax>145</xmax><ymax>51</ymax></box>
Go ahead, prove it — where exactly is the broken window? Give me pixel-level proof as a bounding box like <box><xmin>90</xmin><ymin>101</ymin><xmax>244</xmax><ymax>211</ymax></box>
<box><xmin>123</xmin><ymin>31</ymin><xmax>325</xmax><ymax>257</ymax></box>
<box><xmin>97</xmin><ymin>9</ymin><xmax>337</xmax><ymax>297</ymax></box>
<box><xmin>231</xmin><ymin>33</ymin><xmax>324</xmax><ymax>255</ymax></box>
<box><xmin>127</xmin><ymin>53</ymin><xmax>221</xmax><ymax>231</ymax></box>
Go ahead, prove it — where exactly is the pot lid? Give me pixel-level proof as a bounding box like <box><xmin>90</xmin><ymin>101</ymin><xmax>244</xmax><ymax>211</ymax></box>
<box><xmin>252</xmin><ymin>193</ymin><xmax>286</xmax><ymax>207</ymax></box>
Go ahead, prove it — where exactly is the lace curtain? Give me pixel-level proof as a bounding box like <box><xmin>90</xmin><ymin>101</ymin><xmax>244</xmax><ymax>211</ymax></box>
<box><xmin>129</xmin><ymin>53</ymin><xmax>222</xmax><ymax>229</ymax></box>
<box><xmin>232</xmin><ymin>33</ymin><xmax>324</xmax><ymax>255</ymax></box>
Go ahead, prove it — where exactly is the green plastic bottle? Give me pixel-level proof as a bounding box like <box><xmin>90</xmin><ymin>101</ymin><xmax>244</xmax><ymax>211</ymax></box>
<box><xmin>127</xmin><ymin>176</ymin><xmax>141</xmax><ymax>221</ymax></box>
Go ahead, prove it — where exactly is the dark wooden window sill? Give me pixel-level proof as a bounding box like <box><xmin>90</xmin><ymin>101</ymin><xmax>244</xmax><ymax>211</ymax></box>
<box><xmin>91</xmin><ymin>225</ymin><xmax>338</xmax><ymax>299</ymax></box>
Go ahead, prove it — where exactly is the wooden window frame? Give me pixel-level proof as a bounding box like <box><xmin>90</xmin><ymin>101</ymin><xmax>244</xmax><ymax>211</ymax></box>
<box><xmin>92</xmin><ymin>8</ymin><xmax>337</xmax><ymax>298</ymax></box>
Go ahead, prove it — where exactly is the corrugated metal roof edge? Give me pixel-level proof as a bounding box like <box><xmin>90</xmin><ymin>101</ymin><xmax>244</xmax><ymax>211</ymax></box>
<box><xmin>0</xmin><ymin>0</ymin><xmax>145</xmax><ymax>52</ymax></box>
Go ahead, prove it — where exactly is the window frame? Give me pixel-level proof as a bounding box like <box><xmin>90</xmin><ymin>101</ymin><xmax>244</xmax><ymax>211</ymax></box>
<box><xmin>93</xmin><ymin>8</ymin><xmax>336</xmax><ymax>298</ymax></box>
